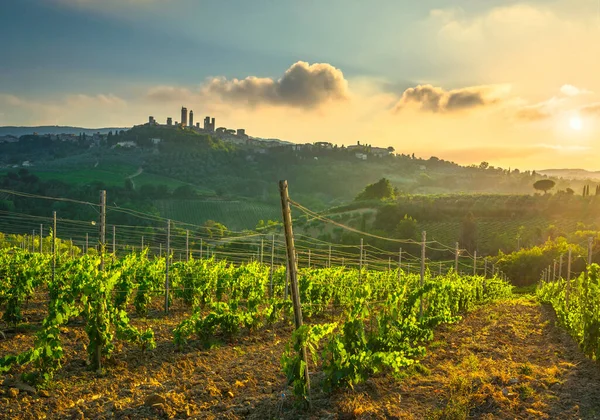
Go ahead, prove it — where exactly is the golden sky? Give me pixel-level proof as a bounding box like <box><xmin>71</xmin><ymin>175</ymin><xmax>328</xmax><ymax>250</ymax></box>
<box><xmin>1</xmin><ymin>1</ymin><xmax>599</xmax><ymax>171</ymax></box>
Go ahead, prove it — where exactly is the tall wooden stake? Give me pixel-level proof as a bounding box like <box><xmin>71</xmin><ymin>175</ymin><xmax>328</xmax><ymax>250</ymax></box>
<box><xmin>269</xmin><ymin>235</ymin><xmax>275</xmax><ymax>298</ymax></box>
<box><xmin>260</xmin><ymin>238</ymin><xmax>264</xmax><ymax>264</ymax></box>
<box><xmin>97</xmin><ymin>190</ymin><xmax>106</xmax><ymax>373</ymax></box>
<box><xmin>359</xmin><ymin>238</ymin><xmax>363</xmax><ymax>274</ymax></box>
<box><xmin>473</xmin><ymin>251</ymin><xmax>477</xmax><ymax>276</ymax></box>
<box><xmin>420</xmin><ymin>231</ymin><xmax>426</xmax><ymax>319</ymax></box>
<box><xmin>279</xmin><ymin>180</ymin><xmax>310</xmax><ymax>406</ymax></box>
<box><xmin>52</xmin><ymin>212</ymin><xmax>56</xmax><ymax>283</ymax></box>
<box><xmin>165</xmin><ymin>219</ymin><xmax>171</xmax><ymax>313</ymax></box>
<box><xmin>40</xmin><ymin>224</ymin><xmax>43</xmax><ymax>254</ymax></box>
<box><xmin>112</xmin><ymin>225</ymin><xmax>116</xmax><ymax>258</ymax></box>
<box><xmin>186</xmin><ymin>230</ymin><xmax>189</xmax><ymax>262</ymax></box>
<box><xmin>588</xmin><ymin>237</ymin><xmax>593</xmax><ymax>266</ymax></box>
<box><xmin>455</xmin><ymin>242</ymin><xmax>460</xmax><ymax>273</ymax></box>
<box><xmin>567</xmin><ymin>248</ymin><xmax>572</xmax><ymax>282</ymax></box>
<box><xmin>398</xmin><ymin>248</ymin><xmax>402</xmax><ymax>279</ymax></box>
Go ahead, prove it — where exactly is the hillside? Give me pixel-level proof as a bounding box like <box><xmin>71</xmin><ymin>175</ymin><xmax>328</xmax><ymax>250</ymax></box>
<box><xmin>1</xmin><ymin>124</ymin><xmax>600</xmax><ymax>234</ymax></box>
<box><xmin>0</xmin><ymin>126</ymin><xmax>128</xmax><ymax>137</ymax></box>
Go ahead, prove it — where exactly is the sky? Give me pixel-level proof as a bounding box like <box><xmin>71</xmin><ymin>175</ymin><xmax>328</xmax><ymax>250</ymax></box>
<box><xmin>1</xmin><ymin>0</ymin><xmax>600</xmax><ymax>170</ymax></box>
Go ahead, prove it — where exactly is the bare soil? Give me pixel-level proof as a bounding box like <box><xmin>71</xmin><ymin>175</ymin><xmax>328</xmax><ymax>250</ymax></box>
<box><xmin>1</xmin><ymin>297</ymin><xmax>599</xmax><ymax>419</ymax></box>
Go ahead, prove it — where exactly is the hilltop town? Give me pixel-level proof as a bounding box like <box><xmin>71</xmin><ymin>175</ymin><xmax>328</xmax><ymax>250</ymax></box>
<box><xmin>0</xmin><ymin>106</ymin><xmax>397</xmax><ymax>163</ymax></box>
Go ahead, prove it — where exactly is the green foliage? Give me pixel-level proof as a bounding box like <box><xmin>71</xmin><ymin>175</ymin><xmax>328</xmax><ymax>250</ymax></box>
<box><xmin>537</xmin><ymin>264</ymin><xmax>600</xmax><ymax>360</ymax></box>
<box><xmin>396</xmin><ymin>214</ymin><xmax>418</xmax><ymax>240</ymax></box>
<box><xmin>281</xmin><ymin>271</ymin><xmax>512</xmax><ymax>401</ymax></box>
<box><xmin>356</xmin><ymin>178</ymin><xmax>396</xmax><ymax>201</ymax></box>
<box><xmin>494</xmin><ymin>239</ymin><xmax>585</xmax><ymax>286</ymax></box>
<box><xmin>533</xmin><ymin>179</ymin><xmax>556</xmax><ymax>193</ymax></box>
<box><xmin>0</xmin><ymin>253</ymin><xmax>155</xmax><ymax>383</ymax></box>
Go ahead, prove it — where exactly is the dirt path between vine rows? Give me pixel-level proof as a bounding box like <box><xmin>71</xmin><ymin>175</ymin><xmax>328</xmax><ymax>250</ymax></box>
<box><xmin>1</xmin><ymin>297</ymin><xmax>600</xmax><ymax>419</ymax></box>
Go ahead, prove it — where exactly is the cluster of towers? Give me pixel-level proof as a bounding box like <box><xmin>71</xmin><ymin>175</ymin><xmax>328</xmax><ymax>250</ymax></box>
<box><xmin>149</xmin><ymin>107</ymin><xmax>247</xmax><ymax>137</ymax></box>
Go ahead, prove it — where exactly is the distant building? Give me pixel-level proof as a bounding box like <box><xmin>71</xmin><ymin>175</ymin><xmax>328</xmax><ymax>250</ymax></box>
<box><xmin>189</xmin><ymin>110</ymin><xmax>194</xmax><ymax>127</ymax></box>
<box><xmin>148</xmin><ymin>116</ymin><xmax>156</xmax><ymax>125</ymax></box>
<box><xmin>355</xmin><ymin>153</ymin><xmax>367</xmax><ymax>160</ymax></box>
<box><xmin>371</xmin><ymin>147</ymin><xmax>392</xmax><ymax>157</ymax></box>
<box><xmin>204</xmin><ymin>116</ymin><xmax>215</xmax><ymax>132</ymax></box>
<box><xmin>237</xmin><ymin>129</ymin><xmax>246</xmax><ymax>137</ymax></box>
<box><xmin>167</xmin><ymin>117</ymin><xmax>172</xmax><ymax>126</ymax></box>
<box><xmin>216</xmin><ymin>127</ymin><xmax>227</xmax><ymax>134</ymax></box>
<box><xmin>116</xmin><ymin>141</ymin><xmax>137</xmax><ymax>148</ymax></box>
<box><xmin>314</xmin><ymin>141</ymin><xmax>333</xmax><ymax>149</ymax></box>
<box><xmin>181</xmin><ymin>107</ymin><xmax>188</xmax><ymax>126</ymax></box>
<box><xmin>196</xmin><ymin>122</ymin><xmax>200</xmax><ymax>128</ymax></box>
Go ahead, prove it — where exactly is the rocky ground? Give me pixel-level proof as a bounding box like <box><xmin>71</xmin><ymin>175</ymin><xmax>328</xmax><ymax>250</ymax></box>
<box><xmin>1</xmin><ymin>297</ymin><xmax>599</xmax><ymax>419</ymax></box>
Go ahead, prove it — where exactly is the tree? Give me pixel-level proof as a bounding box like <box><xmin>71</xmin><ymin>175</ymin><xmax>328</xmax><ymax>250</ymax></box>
<box><xmin>396</xmin><ymin>214</ymin><xmax>418</xmax><ymax>240</ymax></box>
<box><xmin>355</xmin><ymin>178</ymin><xmax>395</xmax><ymax>201</ymax></box>
<box><xmin>533</xmin><ymin>179</ymin><xmax>555</xmax><ymax>194</ymax></box>
<box><xmin>566</xmin><ymin>187</ymin><xmax>574</xmax><ymax>195</ymax></box>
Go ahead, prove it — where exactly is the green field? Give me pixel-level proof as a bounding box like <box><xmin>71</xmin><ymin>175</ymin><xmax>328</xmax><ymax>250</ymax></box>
<box><xmin>2</xmin><ymin>163</ymin><xmax>213</xmax><ymax>194</ymax></box>
<box><xmin>153</xmin><ymin>199</ymin><xmax>281</xmax><ymax>230</ymax></box>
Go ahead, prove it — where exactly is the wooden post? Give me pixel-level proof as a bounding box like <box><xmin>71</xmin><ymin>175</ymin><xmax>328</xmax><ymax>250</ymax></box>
<box><xmin>269</xmin><ymin>235</ymin><xmax>275</xmax><ymax>298</ymax></box>
<box><xmin>141</xmin><ymin>236</ymin><xmax>144</xmax><ymax>251</ymax></box>
<box><xmin>455</xmin><ymin>242</ymin><xmax>459</xmax><ymax>273</ymax></box>
<box><xmin>588</xmin><ymin>237</ymin><xmax>593</xmax><ymax>266</ymax></box>
<box><xmin>420</xmin><ymin>231</ymin><xmax>426</xmax><ymax>319</ymax></box>
<box><xmin>359</xmin><ymin>238</ymin><xmax>363</xmax><ymax>274</ymax></box>
<box><xmin>439</xmin><ymin>261</ymin><xmax>442</xmax><ymax>276</ymax></box>
<box><xmin>398</xmin><ymin>248</ymin><xmax>402</xmax><ymax>279</ymax></box>
<box><xmin>260</xmin><ymin>238</ymin><xmax>264</xmax><ymax>264</ymax></box>
<box><xmin>473</xmin><ymin>251</ymin><xmax>477</xmax><ymax>276</ymax></box>
<box><xmin>112</xmin><ymin>225</ymin><xmax>116</xmax><ymax>258</ymax></box>
<box><xmin>165</xmin><ymin>219</ymin><xmax>171</xmax><ymax>313</ymax></box>
<box><xmin>484</xmin><ymin>258</ymin><xmax>488</xmax><ymax>278</ymax></box>
<box><xmin>565</xmin><ymin>252</ymin><xmax>571</xmax><ymax>306</ymax></box>
<box><xmin>99</xmin><ymin>191</ymin><xmax>106</xmax><ymax>269</ymax></box>
<box><xmin>328</xmin><ymin>245</ymin><xmax>332</xmax><ymax>268</ymax></box>
<box><xmin>308</xmin><ymin>249</ymin><xmax>311</xmax><ymax>268</ymax></box>
<box><xmin>278</xmin><ymin>180</ymin><xmax>310</xmax><ymax>405</ymax></box>
<box><xmin>559</xmin><ymin>254</ymin><xmax>563</xmax><ymax>279</ymax></box>
<box><xmin>40</xmin><ymin>224</ymin><xmax>43</xmax><ymax>254</ymax></box>
<box><xmin>159</xmin><ymin>243</ymin><xmax>162</xmax><ymax>257</ymax></box>
<box><xmin>186</xmin><ymin>230</ymin><xmax>189</xmax><ymax>262</ymax></box>
<box><xmin>553</xmin><ymin>260</ymin><xmax>557</xmax><ymax>281</ymax></box>
<box><xmin>97</xmin><ymin>190</ymin><xmax>106</xmax><ymax>373</ymax></box>
<box><xmin>52</xmin><ymin>211</ymin><xmax>56</xmax><ymax>283</ymax></box>
<box><xmin>567</xmin><ymin>248</ymin><xmax>572</xmax><ymax>282</ymax></box>
<box><xmin>388</xmin><ymin>257</ymin><xmax>391</xmax><ymax>272</ymax></box>
<box><xmin>85</xmin><ymin>233</ymin><xmax>89</xmax><ymax>254</ymax></box>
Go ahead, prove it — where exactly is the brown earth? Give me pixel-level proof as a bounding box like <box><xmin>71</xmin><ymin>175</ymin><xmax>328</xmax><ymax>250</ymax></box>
<box><xmin>0</xmin><ymin>297</ymin><xmax>599</xmax><ymax>419</ymax></box>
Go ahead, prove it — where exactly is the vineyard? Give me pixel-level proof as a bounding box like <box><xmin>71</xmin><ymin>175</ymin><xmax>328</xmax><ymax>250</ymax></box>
<box><xmin>0</xmin><ymin>187</ymin><xmax>599</xmax><ymax>418</ymax></box>
<box><xmin>0</xmin><ymin>243</ymin><xmax>515</xmax><ymax>417</ymax></box>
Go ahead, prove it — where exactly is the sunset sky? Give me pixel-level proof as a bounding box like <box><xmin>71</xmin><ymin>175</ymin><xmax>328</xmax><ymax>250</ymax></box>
<box><xmin>1</xmin><ymin>0</ymin><xmax>599</xmax><ymax>170</ymax></box>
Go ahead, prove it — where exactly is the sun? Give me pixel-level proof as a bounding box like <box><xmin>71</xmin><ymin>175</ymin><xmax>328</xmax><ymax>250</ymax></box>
<box><xmin>570</xmin><ymin>116</ymin><xmax>583</xmax><ymax>131</ymax></box>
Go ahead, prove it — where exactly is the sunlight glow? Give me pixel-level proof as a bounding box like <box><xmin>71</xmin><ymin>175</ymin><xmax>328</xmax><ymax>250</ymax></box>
<box><xmin>570</xmin><ymin>116</ymin><xmax>583</xmax><ymax>131</ymax></box>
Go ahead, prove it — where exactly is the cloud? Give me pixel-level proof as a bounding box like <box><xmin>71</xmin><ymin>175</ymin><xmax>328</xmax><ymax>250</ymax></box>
<box><xmin>201</xmin><ymin>61</ymin><xmax>349</xmax><ymax>109</ymax></box>
<box><xmin>146</xmin><ymin>86</ymin><xmax>194</xmax><ymax>103</ymax></box>
<box><xmin>560</xmin><ymin>84</ymin><xmax>593</xmax><ymax>97</ymax></box>
<box><xmin>393</xmin><ymin>84</ymin><xmax>508</xmax><ymax>113</ymax></box>
<box><xmin>580</xmin><ymin>102</ymin><xmax>600</xmax><ymax>116</ymax></box>
<box><xmin>421</xmin><ymin>4</ymin><xmax>600</xmax><ymax>97</ymax></box>
<box><xmin>513</xmin><ymin>95</ymin><xmax>571</xmax><ymax>122</ymax></box>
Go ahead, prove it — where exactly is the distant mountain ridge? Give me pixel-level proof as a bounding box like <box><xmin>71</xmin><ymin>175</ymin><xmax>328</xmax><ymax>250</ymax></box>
<box><xmin>538</xmin><ymin>168</ymin><xmax>600</xmax><ymax>180</ymax></box>
<box><xmin>0</xmin><ymin>126</ymin><xmax>129</xmax><ymax>137</ymax></box>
